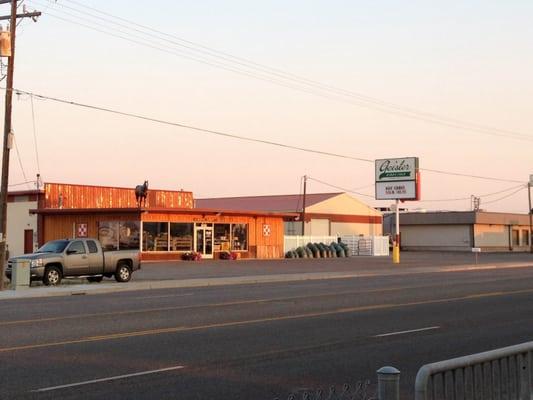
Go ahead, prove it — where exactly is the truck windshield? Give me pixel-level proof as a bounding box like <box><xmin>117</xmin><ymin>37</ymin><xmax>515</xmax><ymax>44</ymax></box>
<box><xmin>36</xmin><ymin>240</ymin><xmax>69</xmax><ymax>253</ymax></box>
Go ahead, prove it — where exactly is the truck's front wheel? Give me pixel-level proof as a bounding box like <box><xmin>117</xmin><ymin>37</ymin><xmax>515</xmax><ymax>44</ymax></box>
<box><xmin>114</xmin><ymin>263</ymin><xmax>132</xmax><ymax>283</ymax></box>
<box><xmin>43</xmin><ymin>266</ymin><xmax>62</xmax><ymax>286</ymax></box>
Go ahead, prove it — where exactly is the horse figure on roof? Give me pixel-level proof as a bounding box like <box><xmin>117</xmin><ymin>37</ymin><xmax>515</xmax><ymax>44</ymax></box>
<box><xmin>135</xmin><ymin>180</ymin><xmax>148</xmax><ymax>208</ymax></box>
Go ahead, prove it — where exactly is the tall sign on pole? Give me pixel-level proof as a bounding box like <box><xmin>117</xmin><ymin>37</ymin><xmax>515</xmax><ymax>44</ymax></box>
<box><xmin>375</xmin><ymin>157</ymin><xmax>420</xmax><ymax>264</ymax></box>
<box><xmin>527</xmin><ymin>175</ymin><xmax>533</xmax><ymax>253</ymax></box>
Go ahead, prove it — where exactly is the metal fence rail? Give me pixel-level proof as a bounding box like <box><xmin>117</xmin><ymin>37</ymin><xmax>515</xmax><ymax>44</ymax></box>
<box><xmin>414</xmin><ymin>341</ymin><xmax>533</xmax><ymax>400</ymax></box>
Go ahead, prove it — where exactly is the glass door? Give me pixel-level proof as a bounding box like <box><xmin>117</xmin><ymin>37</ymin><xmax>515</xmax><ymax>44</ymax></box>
<box><xmin>194</xmin><ymin>224</ymin><xmax>213</xmax><ymax>259</ymax></box>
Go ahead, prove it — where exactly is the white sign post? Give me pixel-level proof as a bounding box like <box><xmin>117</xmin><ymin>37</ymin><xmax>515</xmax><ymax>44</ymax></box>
<box><xmin>375</xmin><ymin>157</ymin><xmax>420</xmax><ymax>264</ymax></box>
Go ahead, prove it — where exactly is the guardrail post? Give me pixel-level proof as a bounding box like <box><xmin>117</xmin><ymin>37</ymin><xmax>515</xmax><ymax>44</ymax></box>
<box><xmin>377</xmin><ymin>366</ymin><xmax>400</xmax><ymax>400</ymax></box>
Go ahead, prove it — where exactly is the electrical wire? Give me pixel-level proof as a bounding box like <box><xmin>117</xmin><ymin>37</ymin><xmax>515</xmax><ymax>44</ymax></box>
<box><xmin>51</xmin><ymin>0</ymin><xmax>533</xmax><ymax>141</ymax></box>
<box><xmin>480</xmin><ymin>186</ymin><xmax>526</xmax><ymax>205</ymax></box>
<box><xmin>303</xmin><ymin>179</ymin><xmax>527</xmax><ymax>205</ymax></box>
<box><xmin>12</xmin><ymin>136</ymin><xmax>30</xmax><ymax>189</ymax></box>
<box><xmin>8</xmin><ymin>180</ymin><xmax>37</xmax><ymax>187</ymax></box>
<box><xmin>306</xmin><ymin>176</ymin><xmax>375</xmax><ymax>198</ymax></box>
<box><xmin>30</xmin><ymin>95</ymin><xmax>41</xmax><ymax>176</ymax></box>
<box><xmin>5</xmin><ymin>87</ymin><xmax>527</xmax><ymax>185</ymax></box>
<box><xmin>28</xmin><ymin>0</ymin><xmax>533</xmax><ymax>142</ymax></box>
<box><xmin>408</xmin><ymin>183</ymin><xmax>527</xmax><ymax>202</ymax></box>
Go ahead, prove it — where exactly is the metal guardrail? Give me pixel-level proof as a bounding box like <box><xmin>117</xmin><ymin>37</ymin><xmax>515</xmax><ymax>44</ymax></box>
<box><xmin>414</xmin><ymin>341</ymin><xmax>533</xmax><ymax>400</ymax></box>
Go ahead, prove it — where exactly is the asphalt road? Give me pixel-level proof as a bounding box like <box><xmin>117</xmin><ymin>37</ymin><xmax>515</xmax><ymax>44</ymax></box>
<box><xmin>2</xmin><ymin>264</ymin><xmax>533</xmax><ymax>400</ymax></box>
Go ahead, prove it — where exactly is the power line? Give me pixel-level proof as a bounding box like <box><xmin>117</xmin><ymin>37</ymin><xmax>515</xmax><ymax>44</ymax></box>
<box><xmin>481</xmin><ymin>186</ymin><xmax>526</xmax><ymax>205</ymax></box>
<box><xmin>30</xmin><ymin>95</ymin><xmax>41</xmax><ymax>175</ymax></box>
<box><xmin>412</xmin><ymin>183</ymin><xmax>526</xmax><ymax>202</ymax></box>
<box><xmin>55</xmin><ymin>0</ymin><xmax>533</xmax><ymax>142</ymax></box>
<box><xmin>8</xmin><ymin>179</ymin><xmax>37</xmax><ymax>187</ymax></box>
<box><xmin>306</xmin><ymin>176</ymin><xmax>374</xmax><ymax>198</ymax></box>
<box><xmin>8</xmin><ymin>87</ymin><xmax>527</xmax><ymax>185</ymax></box>
<box><xmin>29</xmin><ymin>0</ymin><xmax>533</xmax><ymax>142</ymax></box>
<box><xmin>12</xmin><ymin>136</ymin><xmax>30</xmax><ymax>189</ymax></box>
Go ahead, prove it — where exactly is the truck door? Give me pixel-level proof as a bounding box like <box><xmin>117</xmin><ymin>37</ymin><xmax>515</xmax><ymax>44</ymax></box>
<box><xmin>64</xmin><ymin>240</ymin><xmax>89</xmax><ymax>276</ymax></box>
<box><xmin>86</xmin><ymin>240</ymin><xmax>104</xmax><ymax>275</ymax></box>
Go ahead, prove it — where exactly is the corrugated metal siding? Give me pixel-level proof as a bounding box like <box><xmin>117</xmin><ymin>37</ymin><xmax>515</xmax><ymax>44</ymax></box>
<box><xmin>42</xmin><ymin>211</ymin><xmax>284</xmax><ymax>259</ymax></box>
<box><xmin>43</xmin><ymin>212</ymin><xmax>141</xmax><ymax>242</ymax></box>
<box><xmin>44</xmin><ymin>183</ymin><xmax>193</xmax><ymax>210</ymax></box>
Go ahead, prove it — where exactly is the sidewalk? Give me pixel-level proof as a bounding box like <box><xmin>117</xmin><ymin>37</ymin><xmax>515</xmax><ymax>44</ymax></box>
<box><xmin>1</xmin><ymin>255</ymin><xmax>532</xmax><ymax>301</ymax></box>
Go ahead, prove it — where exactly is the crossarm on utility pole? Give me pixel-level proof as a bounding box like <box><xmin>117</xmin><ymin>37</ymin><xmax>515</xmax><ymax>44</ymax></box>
<box><xmin>0</xmin><ymin>11</ymin><xmax>41</xmax><ymax>21</ymax></box>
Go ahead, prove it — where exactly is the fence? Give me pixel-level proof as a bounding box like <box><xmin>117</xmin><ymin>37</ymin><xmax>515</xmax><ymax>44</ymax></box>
<box><xmin>341</xmin><ymin>236</ymin><xmax>390</xmax><ymax>257</ymax></box>
<box><xmin>284</xmin><ymin>236</ymin><xmax>337</xmax><ymax>254</ymax></box>
<box><xmin>414</xmin><ymin>341</ymin><xmax>533</xmax><ymax>400</ymax></box>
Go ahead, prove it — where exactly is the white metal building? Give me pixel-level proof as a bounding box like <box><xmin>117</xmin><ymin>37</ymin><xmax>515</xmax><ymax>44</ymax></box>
<box><xmin>197</xmin><ymin>192</ymin><xmax>383</xmax><ymax>237</ymax></box>
<box><xmin>384</xmin><ymin>211</ymin><xmax>532</xmax><ymax>252</ymax></box>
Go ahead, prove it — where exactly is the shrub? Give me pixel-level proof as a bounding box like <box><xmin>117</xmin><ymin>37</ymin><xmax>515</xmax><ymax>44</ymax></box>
<box><xmin>182</xmin><ymin>251</ymin><xmax>202</xmax><ymax>261</ymax></box>
<box><xmin>219</xmin><ymin>251</ymin><xmax>237</xmax><ymax>260</ymax></box>
<box><xmin>307</xmin><ymin>242</ymin><xmax>320</xmax><ymax>258</ymax></box>
<box><xmin>296</xmin><ymin>246</ymin><xmax>307</xmax><ymax>258</ymax></box>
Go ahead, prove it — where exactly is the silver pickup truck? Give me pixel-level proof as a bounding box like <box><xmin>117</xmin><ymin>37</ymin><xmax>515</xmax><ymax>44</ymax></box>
<box><xmin>6</xmin><ymin>238</ymin><xmax>141</xmax><ymax>286</ymax></box>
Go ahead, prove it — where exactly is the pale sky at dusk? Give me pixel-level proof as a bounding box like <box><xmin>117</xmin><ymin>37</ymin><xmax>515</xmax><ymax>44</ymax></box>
<box><xmin>2</xmin><ymin>0</ymin><xmax>532</xmax><ymax>213</ymax></box>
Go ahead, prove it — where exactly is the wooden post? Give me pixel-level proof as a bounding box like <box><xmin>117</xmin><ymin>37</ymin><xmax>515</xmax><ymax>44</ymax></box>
<box><xmin>0</xmin><ymin>0</ymin><xmax>18</xmax><ymax>290</ymax></box>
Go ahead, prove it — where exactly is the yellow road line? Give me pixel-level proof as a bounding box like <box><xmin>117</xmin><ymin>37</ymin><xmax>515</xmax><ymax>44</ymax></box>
<box><xmin>1</xmin><ymin>277</ymin><xmax>528</xmax><ymax>326</ymax></box>
<box><xmin>1</xmin><ymin>287</ymin><xmax>532</xmax><ymax>353</ymax></box>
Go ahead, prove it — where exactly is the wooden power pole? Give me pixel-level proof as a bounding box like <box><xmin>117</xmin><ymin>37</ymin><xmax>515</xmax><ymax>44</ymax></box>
<box><xmin>301</xmin><ymin>175</ymin><xmax>307</xmax><ymax>235</ymax></box>
<box><xmin>0</xmin><ymin>0</ymin><xmax>40</xmax><ymax>290</ymax></box>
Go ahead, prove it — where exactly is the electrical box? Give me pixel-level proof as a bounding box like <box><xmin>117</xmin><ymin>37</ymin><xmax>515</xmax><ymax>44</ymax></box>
<box><xmin>11</xmin><ymin>260</ymin><xmax>30</xmax><ymax>290</ymax></box>
<box><xmin>0</xmin><ymin>31</ymin><xmax>11</xmax><ymax>57</ymax></box>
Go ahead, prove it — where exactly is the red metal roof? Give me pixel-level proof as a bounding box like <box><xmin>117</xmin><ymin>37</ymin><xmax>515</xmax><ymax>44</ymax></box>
<box><xmin>196</xmin><ymin>192</ymin><xmax>342</xmax><ymax>212</ymax></box>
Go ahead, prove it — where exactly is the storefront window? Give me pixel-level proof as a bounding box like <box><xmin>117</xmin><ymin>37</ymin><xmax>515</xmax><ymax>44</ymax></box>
<box><xmin>99</xmin><ymin>221</ymin><xmax>140</xmax><ymax>251</ymax></box>
<box><xmin>143</xmin><ymin>222</ymin><xmax>169</xmax><ymax>251</ymax></box>
<box><xmin>98</xmin><ymin>221</ymin><xmax>119</xmax><ymax>251</ymax></box>
<box><xmin>119</xmin><ymin>221</ymin><xmax>140</xmax><ymax>250</ymax></box>
<box><xmin>170</xmin><ymin>223</ymin><xmax>193</xmax><ymax>251</ymax></box>
<box><xmin>214</xmin><ymin>224</ymin><xmax>231</xmax><ymax>251</ymax></box>
<box><xmin>232</xmin><ymin>224</ymin><xmax>248</xmax><ymax>251</ymax></box>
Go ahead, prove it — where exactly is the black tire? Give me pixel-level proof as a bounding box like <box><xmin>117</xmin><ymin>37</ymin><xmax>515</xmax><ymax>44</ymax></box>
<box><xmin>43</xmin><ymin>266</ymin><xmax>62</xmax><ymax>286</ymax></box>
<box><xmin>87</xmin><ymin>276</ymin><xmax>103</xmax><ymax>283</ymax></box>
<box><xmin>114</xmin><ymin>262</ymin><xmax>132</xmax><ymax>283</ymax></box>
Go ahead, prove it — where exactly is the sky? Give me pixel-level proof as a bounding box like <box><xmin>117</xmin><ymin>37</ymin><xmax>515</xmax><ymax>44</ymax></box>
<box><xmin>1</xmin><ymin>0</ymin><xmax>532</xmax><ymax>213</ymax></box>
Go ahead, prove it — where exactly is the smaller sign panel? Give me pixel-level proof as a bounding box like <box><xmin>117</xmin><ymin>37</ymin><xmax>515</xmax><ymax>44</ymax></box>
<box><xmin>77</xmin><ymin>223</ymin><xmax>88</xmax><ymax>238</ymax></box>
<box><xmin>262</xmin><ymin>224</ymin><xmax>271</xmax><ymax>237</ymax></box>
<box><xmin>376</xmin><ymin>181</ymin><xmax>417</xmax><ymax>200</ymax></box>
<box><xmin>472</xmin><ymin>247</ymin><xmax>481</xmax><ymax>253</ymax></box>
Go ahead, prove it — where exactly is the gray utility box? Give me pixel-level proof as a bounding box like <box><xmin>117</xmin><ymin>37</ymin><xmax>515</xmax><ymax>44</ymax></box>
<box><xmin>11</xmin><ymin>260</ymin><xmax>30</xmax><ymax>290</ymax></box>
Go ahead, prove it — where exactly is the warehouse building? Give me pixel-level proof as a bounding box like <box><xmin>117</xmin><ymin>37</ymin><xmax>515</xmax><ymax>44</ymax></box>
<box><xmin>197</xmin><ymin>192</ymin><xmax>383</xmax><ymax>237</ymax></box>
<box><xmin>384</xmin><ymin>211</ymin><xmax>532</xmax><ymax>252</ymax></box>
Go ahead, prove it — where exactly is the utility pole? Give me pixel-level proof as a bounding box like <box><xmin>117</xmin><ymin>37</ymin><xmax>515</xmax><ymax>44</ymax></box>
<box><xmin>0</xmin><ymin>0</ymin><xmax>40</xmax><ymax>290</ymax></box>
<box><xmin>527</xmin><ymin>175</ymin><xmax>533</xmax><ymax>254</ymax></box>
<box><xmin>301</xmin><ymin>175</ymin><xmax>307</xmax><ymax>236</ymax></box>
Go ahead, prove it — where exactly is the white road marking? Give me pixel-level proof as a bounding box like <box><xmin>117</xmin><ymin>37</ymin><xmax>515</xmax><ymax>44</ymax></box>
<box><xmin>373</xmin><ymin>326</ymin><xmax>440</xmax><ymax>337</ymax></box>
<box><xmin>135</xmin><ymin>293</ymin><xmax>195</xmax><ymax>299</ymax></box>
<box><xmin>33</xmin><ymin>365</ymin><xmax>185</xmax><ymax>392</ymax></box>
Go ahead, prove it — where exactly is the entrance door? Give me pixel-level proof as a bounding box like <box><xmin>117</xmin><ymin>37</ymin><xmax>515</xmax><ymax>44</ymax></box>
<box><xmin>194</xmin><ymin>224</ymin><xmax>213</xmax><ymax>259</ymax></box>
<box><xmin>24</xmin><ymin>229</ymin><xmax>33</xmax><ymax>254</ymax></box>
